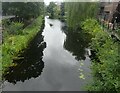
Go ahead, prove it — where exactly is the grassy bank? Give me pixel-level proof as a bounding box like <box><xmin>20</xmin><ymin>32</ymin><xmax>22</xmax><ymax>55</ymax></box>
<box><xmin>82</xmin><ymin>19</ymin><xmax>120</xmax><ymax>92</ymax></box>
<box><xmin>1</xmin><ymin>16</ymin><xmax>44</xmax><ymax>74</ymax></box>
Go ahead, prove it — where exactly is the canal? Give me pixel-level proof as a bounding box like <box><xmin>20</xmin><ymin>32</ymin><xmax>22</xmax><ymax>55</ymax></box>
<box><xmin>3</xmin><ymin>16</ymin><xmax>91</xmax><ymax>91</ymax></box>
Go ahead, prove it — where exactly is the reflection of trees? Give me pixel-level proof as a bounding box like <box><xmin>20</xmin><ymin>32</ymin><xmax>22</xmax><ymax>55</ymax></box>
<box><xmin>3</xmin><ymin>31</ymin><xmax>46</xmax><ymax>84</ymax></box>
<box><xmin>64</xmin><ymin>29</ymin><xmax>92</xmax><ymax>61</ymax></box>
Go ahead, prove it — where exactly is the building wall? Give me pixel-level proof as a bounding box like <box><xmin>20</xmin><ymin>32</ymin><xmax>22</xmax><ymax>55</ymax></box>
<box><xmin>99</xmin><ymin>1</ymin><xmax>120</xmax><ymax>23</ymax></box>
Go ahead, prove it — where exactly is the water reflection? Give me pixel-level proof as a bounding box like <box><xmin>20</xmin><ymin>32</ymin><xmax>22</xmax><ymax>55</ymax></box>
<box><xmin>64</xmin><ymin>29</ymin><xmax>92</xmax><ymax>61</ymax></box>
<box><xmin>3</xmin><ymin>17</ymin><xmax>91</xmax><ymax>91</ymax></box>
<box><xmin>3</xmin><ymin>31</ymin><xmax>46</xmax><ymax>84</ymax></box>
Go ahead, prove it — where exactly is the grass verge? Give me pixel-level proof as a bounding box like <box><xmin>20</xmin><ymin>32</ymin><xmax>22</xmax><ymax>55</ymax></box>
<box><xmin>1</xmin><ymin>16</ymin><xmax>44</xmax><ymax>74</ymax></box>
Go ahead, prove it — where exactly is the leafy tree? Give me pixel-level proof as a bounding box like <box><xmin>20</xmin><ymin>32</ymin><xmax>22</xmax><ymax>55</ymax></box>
<box><xmin>64</xmin><ymin>2</ymin><xmax>99</xmax><ymax>30</ymax></box>
<box><xmin>2</xmin><ymin>2</ymin><xmax>44</xmax><ymax>21</ymax></box>
<box><xmin>46</xmin><ymin>2</ymin><xmax>56</xmax><ymax>18</ymax></box>
<box><xmin>60</xmin><ymin>3</ymin><xmax>65</xmax><ymax>17</ymax></box>
<box><xmin>46</xmin><ymin>2</ymin><xmax>61</xmax><ymax>19</ymax></box>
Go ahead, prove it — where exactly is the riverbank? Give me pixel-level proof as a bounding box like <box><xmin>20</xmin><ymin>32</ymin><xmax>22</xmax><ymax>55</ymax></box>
<box><xmin>1</xmin><ymin>16</ymin><xmax>44</xmax><ymax>74</ymax></box>
<box><xmin>82</xmin><ymin>19</ymin><xmax>120</xmax><ymax>92</ymax></box>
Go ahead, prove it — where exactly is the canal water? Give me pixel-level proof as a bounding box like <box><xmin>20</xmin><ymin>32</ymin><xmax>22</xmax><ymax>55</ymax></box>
<box><xmin>3</xmin><ymin>17</ymin><xmax>91</xmax><ymax>91</ymax></box>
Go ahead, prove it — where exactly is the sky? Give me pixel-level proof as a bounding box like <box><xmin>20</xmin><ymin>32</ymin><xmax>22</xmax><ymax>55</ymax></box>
<box><xmin>44</xmin><ymin>0</ymin><xmax>63</xmax><ymax>5</ymax></box>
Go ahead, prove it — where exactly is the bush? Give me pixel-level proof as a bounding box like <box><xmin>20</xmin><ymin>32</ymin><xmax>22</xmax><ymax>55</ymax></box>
<box><xmin>82</xmin><ymin>19</ymin><xmax>120</xmax><ymax>92</ymax></box>
<box><xmin>6</xmin><ymin>22</ymin><xmax>24</xmax><ymax>35</ymax></box>
<box><xmin>2</xmin><ymin>16</ymin><xmax>43</xmax><ymax>73</ymax></box>
<box><xmin>116</xmin><ymin>28</ymin><xmax>120</xmax><ymax>37</ymax></box>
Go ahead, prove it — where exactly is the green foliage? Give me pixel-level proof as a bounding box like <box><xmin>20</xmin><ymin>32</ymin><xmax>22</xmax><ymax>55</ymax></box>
<box><xmin>2</xmin><ymin>2</ymin><xmax>44</xmax><ymax>21</ymax></box>
<box><xmin>65</xmin><ymin>2</ymin><xmax>99</xmax><ymax>30</ymax></box>
<box><xmin>2</xmin><ymin>16</ymin><xmax>44</xmax><ymax>73</ymax></box>
<box><xmin>46</xmin><ymin>2</ymin><xmax>61</xmax><ymax>19</ymax></box>
<box><xmin>46</xmin><ymin>2</ymin><xmax>56</xmax><ymax>18</ymax></box>
<box><xmin>82</xmin><ymin>19</ymin><xmax>120</xmax><ymax>92</ymax></box>
<box><xmin>58</xmin><ymin>3</ymin><xmax>66</xmax><ymax>21</ymax></box>
<box><xmin>0</xmin><ymin>45</ymin><xmax>2</xmax><ymax>81</ymax></box>
<box><xmin>60</xmin><ymin>3</ymin><xmax>65</xmax><ymax>17</ymax></box>
<box><xmin>116</xmin><ymin>28</ymin><xmax>120</xmax><ymax>37</ymax></box>
<box><xmin>6</xmin><ymin>22</ymin><xmax>24</xmax><ymax>35</ymax></box>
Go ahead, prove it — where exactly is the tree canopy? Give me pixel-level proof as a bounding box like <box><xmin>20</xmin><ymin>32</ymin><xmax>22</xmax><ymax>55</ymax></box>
<box><xmin>64</xmin><ymin>2</ymin><xmax>99</xmax><ymax>30</ymax></box>
<box><xmin>2</xmin><ymin>2</ymin><xmax>44</xmax><ymax>21</ymax></box>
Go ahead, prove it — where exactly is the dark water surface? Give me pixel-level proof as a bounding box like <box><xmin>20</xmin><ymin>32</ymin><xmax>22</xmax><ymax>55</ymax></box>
<box><xmin>3</xmin><ymin>17</ymin><xmax>91</xmax><ymax>91</ymax></box>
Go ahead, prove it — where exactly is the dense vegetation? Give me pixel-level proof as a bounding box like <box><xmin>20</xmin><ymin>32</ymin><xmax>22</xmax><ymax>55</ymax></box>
<box><xmin>46</xmin><ymin>2</ymin><xmax>61</xmax><ymax>19</ymax></box>
<box><xmin>2</xmin><ymin>16</ymin><xmax>44</xmax><ymax>73</ymax></box>
<box><xmin>64</xmin><ymin>2</ymin><xmax>120</xmax><ymax>92</ymax></box>
<box><xmin>1</xmin><ymin>1</ymin><xmax>120</xmax><ymax>92</ymax></box>
<box><xmin>2</xmin><ymin>2</ymin><xmax>44</xmax><ymax>23</ymax></box>
<box><xmin>82</xmin><ymin>19</ymin><xmax>120</xmax><ymax>92</ymax></box>
<box><xmin>1</xmin><ymin>2</ymin><xmax>44</xmax><ymax>74</ymax></box>
<box><xmin>46</xmin><ymin>2</ymin><xmax>65</xmax><ymax>20</ymax></box>
<box><xmin>64</xmin><ymin>2</ymin><xmax>98</xmax><ymax>30</ymax></box>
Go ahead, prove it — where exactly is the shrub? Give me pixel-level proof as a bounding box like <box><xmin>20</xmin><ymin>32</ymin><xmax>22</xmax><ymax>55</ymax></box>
<box><xmin>6</xmin><ymin>22</ymin><xmax>24</xmax><ymax>35</ymax></box>
<box><xmin>82</xmin><ymin>19</ymin><xmax>120</xmax><ymax>92</ymax></box>
<box><xmin>2</xmin><ymin>16</ymin><xmax>43</xmax><ymax>73</ymax></box>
